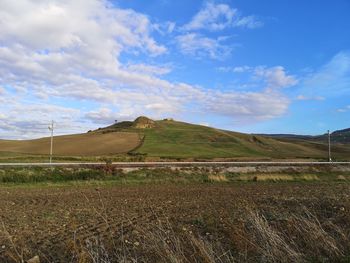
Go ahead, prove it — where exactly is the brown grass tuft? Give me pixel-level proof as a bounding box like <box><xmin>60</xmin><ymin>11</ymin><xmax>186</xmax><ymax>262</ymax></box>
<box><xmin>244</xmin><ymin>211</ymin><xmax>303</xmax><ymax>262</ymax></box>
<box><xmin>208</xmin><ymin>175</ymin><xmax>229</xmax><ymax>182</ymax></box>
<box><xmin>239</xmin><ymin>174</ymin><xmax>294</xmax><ymax>182</ymax></box>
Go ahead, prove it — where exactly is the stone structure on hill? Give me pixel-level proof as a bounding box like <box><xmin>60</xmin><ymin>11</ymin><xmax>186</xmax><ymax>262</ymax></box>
<box><xmin>132</xmin><ymin>116</ymin><xmax>155</xmax><ymax>129</ymax></box>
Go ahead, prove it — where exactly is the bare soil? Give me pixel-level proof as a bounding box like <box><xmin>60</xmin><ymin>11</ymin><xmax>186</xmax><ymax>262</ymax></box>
<box><xmin>1</xmin><ymin>182</ymin><xmax>350</xmax><ymax>262</ymax></box>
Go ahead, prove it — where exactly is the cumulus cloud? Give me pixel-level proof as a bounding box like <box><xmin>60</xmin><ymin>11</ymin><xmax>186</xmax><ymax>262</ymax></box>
<box><xmin>204</xmin><ymin>90</ymin><xmax>289</xmax><ymax>121</ymax></box>
<box><xmin>254</xmin><ymin>66</ymin><xmax>298</xmax><ymax>89</ymax></box>
<box><xmin>0</xmin><ymin>101</ymin><xmax>82</xmax><ymax>139</ymax></box>
<box><xmin>85</xmin><ymin>108</ymin><xmax>120</xmax><ymax>124</ymax></box>
<box><xmin>0</xmin><ymin>0</ymin><xmax>166</xmax><ymax>56</ymax></box>
<box><xmin>0</xmin><ymin>0</ymin><xmax>289</xmax><ymax>138</ymax></box>
<box><xmin>176</xmin><ymin>2</ymin><xmax>262</xmax><ymax>60</ymax></box>
<box><xmin>218</xmin><ymin>65</ymin><xmax>298</xmax><ymax>90</ymax></box>
<box><xmin>182</xmin><ymin>2</ymin><xmax>262</xmax><ymax>31</ymax></box>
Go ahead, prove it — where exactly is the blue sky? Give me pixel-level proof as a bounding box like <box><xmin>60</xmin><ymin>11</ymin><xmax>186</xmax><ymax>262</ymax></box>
<box><xmin>0</xmin><ymin>0</ymin><xmax>349</xmax><ymax>138</ymax></box>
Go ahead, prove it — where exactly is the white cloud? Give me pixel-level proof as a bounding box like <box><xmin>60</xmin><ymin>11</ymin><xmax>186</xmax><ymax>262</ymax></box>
<box><xmin>0</xmin><ymin>0</ymin><xmax>183</xmax><ymax>125</ymax></box>
<box><xmin>302</xmin><ymin>51</ymin><xmax>350</xmax><ymax>97</ymax></box>
<box><xmin>296</xmin><ymin>95</ymin><xmax>325</xmax><ymax>101</ymax></box>
<box><xmin>183</xmin><ymin>2</ymin><xmax>236</xmax><ymax>31</ymax></box>
<box><xmin>0</xmin><ymin>0</ymin><xmax>289</xmax><ymax>138</ymax></box>
<box><xmin>235</xmin><ymin>15</ymin><xmax>264</xmax><ymax>29</ymax></box>
<box><xmin>218</xmin><ymin>65</ymin><xmax>298</xmax><ymax>90</ymax></box>
<box><xmin>177</xmin><ymin>2</ymin><xmax>262</xmax><ymax>60</ymax></box>
<box><xmin>254</xmin><ymin>66</ymin><xmax>298</xmax><ymax>89</ymax></box>
<box><xmin>218</xmin><ymin>66</ymin><xmax>251</xmax><ymax>73</ymax></box>
<box><xmin>0</xmin><ymin>0</ymin><xmax>166</xmax><ymax>56</ymax></box>
<box><xmin>336</xmin><ymin>105</ymin><xmax>350</xmax><ymax>113</ymax></box>
<box><xmin>204</xmin><ymin>90</ymin><xmax>289</xmax><ymax>121</ymax></box>
<box><xmin>0</xmin><ymin>101</ymin><xmax>83</xmax><ymax>139</ymax></box>
<box><xmin>182</xmin><ymin>2</ymin><xmax>262</xmax><ymax>31</ymax></box>
<box><xmin>176</xmin><ymin>33</ymin><xmax>231</xmax><ymax>59</ymax></box>
<box><xmin>153</xmin><ymin>21</ymin><xmax>176</xmax><ymax>35</ymax></box>
<box><xmin>124</xmin><ymin>63</ymin><xmax>172</xmax><ymax>76</ymax></box>
<box><xmin>85</xmin><ymin>108</ymin><xmax>120</xmax><ymax>124</ymax></box>
<box><xmin>232</xmin><ymin>66</ymin><xmax>252</xmax><ymax>73</ymax></box>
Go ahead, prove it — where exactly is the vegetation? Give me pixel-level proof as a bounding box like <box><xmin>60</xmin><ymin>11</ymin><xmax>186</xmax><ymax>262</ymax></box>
<box><xmin>0</xmin><ymin>132</ymin><xmax>141</xmax><ymax>156</ymax></box>
<box><xmin>0</xmin><ymin>166</ymin><xmax>349</xmax><ymax>185</ymax></box>
<box><xmin>264</xmin><ymin>127</ymin><xmax>350</xmax><ymax>144</ymax></box>
<box><xmin>0</xmin><ymin>116</ymin><xmax>349</xmax><ymax>160</ymax></box>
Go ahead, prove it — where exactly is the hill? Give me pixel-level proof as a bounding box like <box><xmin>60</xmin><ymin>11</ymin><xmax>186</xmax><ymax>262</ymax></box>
<box><xmin>260</xmin><ymin>127</ymin><xmax>350</xmax><ymax>144</ymax></box>
<box><xmin>0</xmin><ymin>116</ymin><xmax>349</xmax><ymax>160</ymax></box>
<box><xmin>98</xmin><ymin>117</ymin><xmax>350</xmax><ymax>160</ymax></box>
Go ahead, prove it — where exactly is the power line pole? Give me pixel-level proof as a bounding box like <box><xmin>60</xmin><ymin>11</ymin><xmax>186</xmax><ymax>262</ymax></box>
<box><xmin>328</xmin><ymin>130</ymin><xmax>331</xmax><ymax>162</ymax></box>
<box><xmin>48</xmin><ymin>120</ymin><xmax>54</xmax><ymax>164</ymax></box>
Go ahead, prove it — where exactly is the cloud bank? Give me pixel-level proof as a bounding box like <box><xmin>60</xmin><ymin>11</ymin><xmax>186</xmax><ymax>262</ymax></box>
<box><xmin>0</xmin><ymin>0</ymin><xmax>292</xmax><ymax>138</ymax></box>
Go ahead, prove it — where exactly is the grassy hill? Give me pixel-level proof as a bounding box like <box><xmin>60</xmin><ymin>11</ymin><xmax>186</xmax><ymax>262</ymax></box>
<box><xmin>99</xmin><ymin>117</ymin><xmax>350</xmax><ymax>160</ymax></box>
<box><xmin>0</xmin><ymin>116</ymin><xmax>349</xmax><ymax>160</ymax></box>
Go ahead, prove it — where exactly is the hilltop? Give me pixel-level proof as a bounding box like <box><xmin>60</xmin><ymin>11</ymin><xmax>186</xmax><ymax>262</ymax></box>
<box><xmin>0</xmin><ymin>116</ymin><xmax>349</xmax><ymax>160</ymax></box>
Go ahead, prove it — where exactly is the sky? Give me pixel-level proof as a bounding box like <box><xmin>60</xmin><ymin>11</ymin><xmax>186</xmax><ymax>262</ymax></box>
<box><xmin>0</xmin><ymin>0</ymin><xmax>349</xmax><ymax>139</ymax></box>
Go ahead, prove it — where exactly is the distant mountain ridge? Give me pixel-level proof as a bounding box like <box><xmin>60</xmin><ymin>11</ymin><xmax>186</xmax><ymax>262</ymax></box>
<box><xmin>259</xmin><ymin>127</ymin><xmax>350</xmax><ymax>144</ymax></box>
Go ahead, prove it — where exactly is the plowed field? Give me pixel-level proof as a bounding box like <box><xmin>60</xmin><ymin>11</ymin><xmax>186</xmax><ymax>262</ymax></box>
<box><xmin>1</xmin><ymin>183</ymin><xmax>350</xmax><ymax>262</ymax></box>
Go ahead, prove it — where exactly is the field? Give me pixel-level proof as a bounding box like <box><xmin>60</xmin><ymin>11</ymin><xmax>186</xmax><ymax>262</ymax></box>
<box><xmin>0</xmin><ymin>132</ymin><xmax>141</xmax><ymax>156</ymax></box>
<box><xmin>1</xmin><ymin>168</ymin><xmax>350</xmax><ymax>262</ymax></box>
<box><xmin>1</xmin><ymin>117</ymin><xmax>350</xmax><ymax>161</ymax></box>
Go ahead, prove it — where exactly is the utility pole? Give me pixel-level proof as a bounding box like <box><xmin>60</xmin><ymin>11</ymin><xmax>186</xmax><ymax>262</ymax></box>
<box><xmin>48</xmin><ymin>120</ymin><xmax>54</xmax><ymax>164</ymax></box>
<box><xmin>328</xmin><ymin>130</ymin><xmax>332</xmax><ymax>162</ymax></box>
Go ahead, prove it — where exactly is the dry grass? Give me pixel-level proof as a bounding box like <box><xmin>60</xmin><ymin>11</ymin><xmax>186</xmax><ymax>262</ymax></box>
<box><xmin>71</xmin><ymin>209</ymin><xmax>350</xmax><ymax>263</ymax></box>
<box><xmin>244</xmin><ymin>211</ymin><xmax>302</xmax><ymax>263</ymax></box>
<box><xmin>208</xmin><ymin>175</ymin><xmax>229</xmax><ymax>182</ymax></box>
<box><xmin>239</xmin><ymin>174</ymin><xmax>294</xmax><ymax>182</ymax></box>
<box><xmin>1</xmin><ymin>208</ymin><xmax>350</xmax><ymax>263</ymax></box>
<box><xmin>337</xmin><ymin>175</ymin><xmax>347</xmax><ymax>181</ymax></box>
<box><xmin>290</xmin><ymin>209</ymin><xmax>347</xmax><ymax>260</ymax></box>
<box><xmin>239</xmin><ymin>208</ymin><xmax>350</xmax><ymax>262</ymax></box>
<box><xmin>190</xmin><ymin>235</ymin><xmax>235</xmax><ymax>263</ymax></box>
<box><xmin>298</xmin><ymin>174</ymin><xmax>319</xmax><ymax>181</ymax></box>
<box><xmin>0</xmin><ymin>132</ymin><xmax>141</xmax><ymax>156</ymax></box>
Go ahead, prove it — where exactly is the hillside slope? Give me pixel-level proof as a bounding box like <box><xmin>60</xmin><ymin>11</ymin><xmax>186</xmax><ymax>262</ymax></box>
<box><xmin>0</xmin><ymin>132</ymin><xmax>141</xmax><ymax>156</ymax></box>
<box><xmin>101</xmin><ymin>117</ymin><xmax>350</xmax><ymax>160</ymax></box>
<box><xmin>0</xmin><ymin>116</ymin><xmax>349</xmax><ymax>160</ymax></box>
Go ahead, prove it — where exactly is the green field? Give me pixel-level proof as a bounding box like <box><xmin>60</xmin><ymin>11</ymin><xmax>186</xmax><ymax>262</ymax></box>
<box><xmin>135</xmin><ymin>119</ymin><xmax>350</xmax><ymax>159</ymax></box>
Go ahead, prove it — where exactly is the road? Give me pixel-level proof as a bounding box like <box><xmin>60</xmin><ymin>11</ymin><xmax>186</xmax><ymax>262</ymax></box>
<box><xmin>0</xmin><ymin>161</ymin><xmax>350</xmax><ymax>167</ymax></box>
